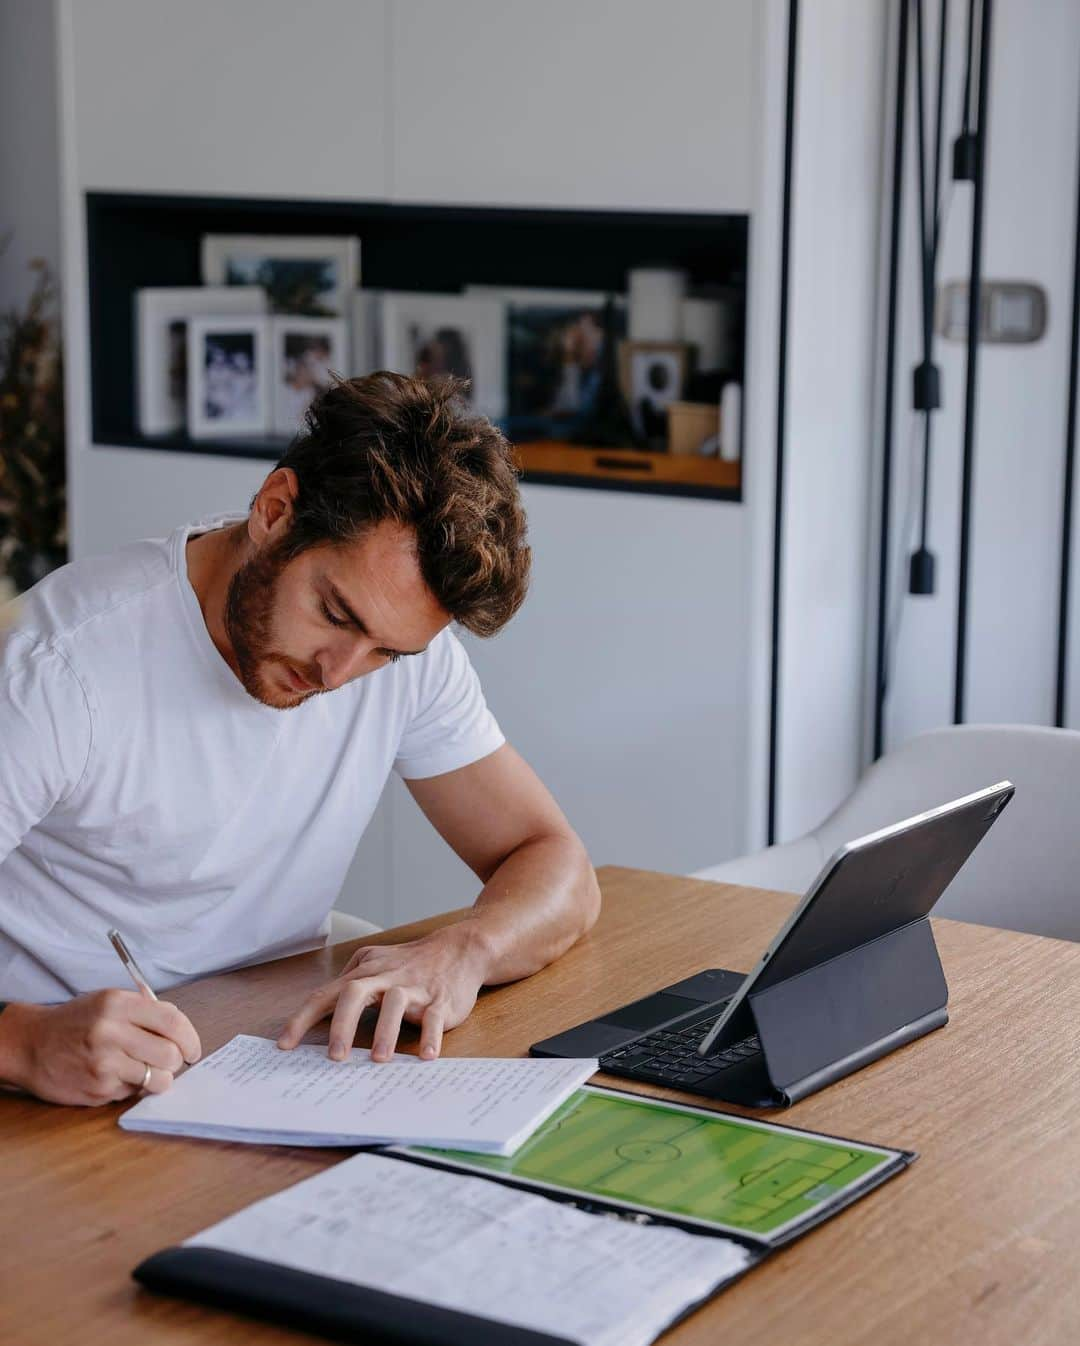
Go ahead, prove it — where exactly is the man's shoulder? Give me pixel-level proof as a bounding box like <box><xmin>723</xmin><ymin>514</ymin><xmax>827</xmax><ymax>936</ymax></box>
<box><xmin>8</xmin><ymin>532</ymin><xmax>177</xmax><ymax>653</ymax></box>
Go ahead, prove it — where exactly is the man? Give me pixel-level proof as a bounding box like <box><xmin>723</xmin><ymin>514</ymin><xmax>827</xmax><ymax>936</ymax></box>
<box><xmin>0</xmin><ymin>373</ymin><xmax>600</xmax><ymax>1106</ymax></box>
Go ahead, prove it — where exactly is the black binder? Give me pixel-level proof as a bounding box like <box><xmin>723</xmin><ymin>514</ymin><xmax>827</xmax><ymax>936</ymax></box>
<box><xmin>133</xmin><ymin>1087</ymin><xmax>917</xmax><ymax>1346</ymax></box>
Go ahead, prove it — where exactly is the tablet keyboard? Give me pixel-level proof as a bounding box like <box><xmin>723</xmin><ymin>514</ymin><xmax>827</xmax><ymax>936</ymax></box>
<box><xmin>599</xmin><ymin>1008</ymin><xmax>762</xmax><ymax>1090</ymax></box>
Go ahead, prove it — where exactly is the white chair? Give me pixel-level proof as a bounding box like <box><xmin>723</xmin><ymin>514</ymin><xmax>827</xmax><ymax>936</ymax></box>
<box><xmin>328</xmin><ymin>909</ymin><xmax>382</xmax><ymax>943</ymax></box>
<box><xmin>693</xmin><ymin>724</ymin><xmax>1080</xmax><ymax>942</ymax></box>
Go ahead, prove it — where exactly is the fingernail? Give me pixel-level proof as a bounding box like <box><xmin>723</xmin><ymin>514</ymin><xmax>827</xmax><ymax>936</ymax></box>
<box><xmin>330</xmin><ymin>1043</ymin><xmax>345</xmax><ymax>1060</ymax></box>
<box><xmin>422</xmin><ymin>1046</ymin><xmax>436</xmax><ymax>1059</ymax></box>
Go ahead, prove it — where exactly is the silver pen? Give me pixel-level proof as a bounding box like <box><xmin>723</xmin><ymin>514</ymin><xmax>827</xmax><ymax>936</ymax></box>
<box><xmin>107</xmin><ymin>927</ymin><xmax>159</xmax><ymax>1000</ymax></box>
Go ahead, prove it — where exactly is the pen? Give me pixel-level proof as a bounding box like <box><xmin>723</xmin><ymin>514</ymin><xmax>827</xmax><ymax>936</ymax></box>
<box><xmin>107</xmin><ymin>927</ymin><xmax>159</xmax><ymax>1001</ymax></box>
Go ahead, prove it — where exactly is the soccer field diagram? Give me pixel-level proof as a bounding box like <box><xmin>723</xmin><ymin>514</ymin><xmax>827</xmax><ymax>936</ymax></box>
<box><xmin>425</xmin><ymin>1090</ymin><xmax>890</xmax><ymax>1237</ymax></box>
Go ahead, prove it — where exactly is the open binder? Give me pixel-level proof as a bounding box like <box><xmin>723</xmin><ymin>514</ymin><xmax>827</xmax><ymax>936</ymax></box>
<box><xmin>133</xmin><ymin>1085</ymin><xmax>916</xmax><ymax>1346</ymax></box>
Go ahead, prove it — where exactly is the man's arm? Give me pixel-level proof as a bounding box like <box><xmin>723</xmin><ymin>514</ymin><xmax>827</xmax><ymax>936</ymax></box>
<box><xmin>277</xmin><ymin>744</ymin><xmax>600</xmax><ymax>1060</ymax></box>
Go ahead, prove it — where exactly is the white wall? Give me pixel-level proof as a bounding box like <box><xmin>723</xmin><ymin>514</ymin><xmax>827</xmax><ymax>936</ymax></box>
<box><xmin>57</xmin><ymin>0</ymin><xmax>767</xmax><ymax>927</ymax></box>
<box><xmin>881</xmin><ymin>0</ymin><xmax>1080</xmax><ymax>751</ymax></box>
<box><xmin>0</xmin><ymin>1</ymin><xmax>60</xmax><ymax>309</ymax></box>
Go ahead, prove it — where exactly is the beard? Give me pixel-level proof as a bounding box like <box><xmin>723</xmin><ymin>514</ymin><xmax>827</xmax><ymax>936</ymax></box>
<box><xmin>223</xmin><ymin>540</ymin><xmax>323</xmax><ymax>710</ymax></box>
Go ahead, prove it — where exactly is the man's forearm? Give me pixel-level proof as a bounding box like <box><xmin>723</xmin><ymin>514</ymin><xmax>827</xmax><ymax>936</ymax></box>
<box><xmin>457</xmin><ymin>832</ymin><xmax>601</xmax><ymax>986</ymax></box>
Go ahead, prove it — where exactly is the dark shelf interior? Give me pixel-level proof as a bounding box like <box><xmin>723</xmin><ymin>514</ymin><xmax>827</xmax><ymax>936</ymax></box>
<box><xmin>86</xmin><ymin>192</ymin><xmax>748</xmax><ymax>501</ymax></box>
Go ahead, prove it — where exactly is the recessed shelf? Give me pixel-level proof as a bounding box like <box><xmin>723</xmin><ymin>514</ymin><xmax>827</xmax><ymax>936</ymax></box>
<box><xmin>86</xmin><ymin>191</ymin><xmax>748</xmax><ymax>501</ymax></box>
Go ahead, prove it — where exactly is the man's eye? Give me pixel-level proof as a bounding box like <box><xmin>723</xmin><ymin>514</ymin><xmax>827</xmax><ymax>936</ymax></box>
<box><xmin>320</xmin><ymin>601</ymin><xmax>349</xmax><ymax>628</ymax></box>
<box><xmin>381</xmin><ymin>651</ymin><xmax>402</xmax><ymax>665</ymax></box>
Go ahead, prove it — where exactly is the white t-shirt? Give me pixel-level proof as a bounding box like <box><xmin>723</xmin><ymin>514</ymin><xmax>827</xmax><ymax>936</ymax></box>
<box><xmin>0</xmin><ymin>517</ymin><xmax>504</xmax><ymax>1002</ymax></box>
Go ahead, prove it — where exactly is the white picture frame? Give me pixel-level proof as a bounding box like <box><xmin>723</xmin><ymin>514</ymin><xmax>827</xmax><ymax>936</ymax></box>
<box><xmin>271</xmin><ymin>315</ymin><xmax>348</xmax><ymax>437</ymax></box>
<box><xmin>135</xmin><ymin>286</ymin><xmax>267</xmax><ymax>436</ymax></box>
<box><xmin>380</xmin><ymin>292</ymin><xmax>505</xmax><ymax>420</ymax></box>
<box><xmin>349</xmin><ymin>289</ymin><xmax>383</xmax><ymax>377</ymax></box>
<box><xmin>187</xmin><ymin>316</ymin><xmax>271</xmax><ymax>439</ymax></box>
<box><xmin>200</xmin><ymin>234</ymin><xmax>360</xmax><ymax>316</ymax></box>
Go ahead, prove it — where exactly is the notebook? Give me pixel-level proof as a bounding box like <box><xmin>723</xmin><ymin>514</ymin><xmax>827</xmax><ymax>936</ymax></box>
<box><xmin>120</xmin><ymin>1034</ymin><xmax>597</xmax><ymax>1156</ymax></box>
<box><xmin>133</xmin><ymin>1084</ymin><xmax>916</xmax><ymax>1346</ymax></box>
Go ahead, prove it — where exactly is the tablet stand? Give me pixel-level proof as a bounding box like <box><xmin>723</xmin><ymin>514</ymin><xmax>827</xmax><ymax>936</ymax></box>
<box><xmin>713</xmin><ymin>918</ymin><xmax>949</xmax><ymax>1107</ymax></box>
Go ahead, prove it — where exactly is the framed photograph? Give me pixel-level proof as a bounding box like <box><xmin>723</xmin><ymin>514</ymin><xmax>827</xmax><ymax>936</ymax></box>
<box><xmin>200</xmin><ymin>234</ymin><xmax>360</xmax><ymax>316</ymax></box>
<box><xmin>187</xmin><ymin>316</ymin><xmax>271</xmax><ymax>438</ymax></box>
<box><xmin>380</xmin><ymin>292</ymin><xmax>505</xmax><ymax>420</ymax></box>
<box><xmin>135</xmin><ymin>286</ymin><xmax>267</xmax><ymax>436</ymax></box>
<box><xmin>467</xmin><ymin>286</ymin><xmax>625</xmax><ymax>437</ymax></box>
<box><xmin>619</xmin><ymin>340</ymin><xmax>692</xmax><ymax>443</ymax></box>
<box><xmin>271</xmin><ymin>315</ymin><xmax>348</xmax><ymax>436</ymax></box>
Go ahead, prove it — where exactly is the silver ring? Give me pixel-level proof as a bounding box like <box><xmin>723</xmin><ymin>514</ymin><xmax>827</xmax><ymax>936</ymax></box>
<box><xmin>140</xmin><ymin>1062</ymin><xmax>152</xmax><ymax>1090</ymax></box>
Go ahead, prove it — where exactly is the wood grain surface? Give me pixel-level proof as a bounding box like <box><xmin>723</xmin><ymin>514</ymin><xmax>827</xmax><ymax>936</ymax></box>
<box><xmin>2</xmin><ymin>865</ymin><xmax>1079</xmax><ymax>1345</ymax></box>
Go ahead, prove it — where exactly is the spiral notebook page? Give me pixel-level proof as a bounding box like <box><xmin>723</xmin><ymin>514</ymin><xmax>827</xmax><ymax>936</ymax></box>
<box><xmin>119</xmin><ymin>1035</ymin><xmax>597</xmax><ymax>1155</ymax></box>
<box><xmin>187</xmin><ymin>1152</ymin><xmax>752</xmax><ymax>1346</ymax></box>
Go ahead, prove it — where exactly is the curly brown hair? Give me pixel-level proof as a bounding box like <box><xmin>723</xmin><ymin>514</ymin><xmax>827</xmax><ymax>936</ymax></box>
<box><xmin>269</xmin><ymin>372</ymin><xmax>530</xmax><ymax>636</ymax></box>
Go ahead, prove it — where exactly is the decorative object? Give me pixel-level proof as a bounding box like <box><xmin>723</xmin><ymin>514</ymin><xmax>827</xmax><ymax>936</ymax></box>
<box><xmin>681</xmin><ymin>295</ymin><xmax>732</xmax><ymax>372</ymax></box>
<box><xmin>628</xmin><ymin>267</ymin><xmax>686</xmax><ymax>342</ymax></box>
<box><xmin>380</xmin><ymin>292</ymin><xmax>505</xmax><ymax>420</ymax></box>
<box><xmin>201</xmin><ymin>235</ymin><xmax>360</xmax><ymax>316</ymax></box>
<box><xmin>0</xmin><ymin>256</ymin><xmax>66</xmax><ymax>593</ymax></box>
<box><xmin>187</xmin><ymin>316</ymin><xmax>271</xmax><ymax>439</ymax></box>
<box><xmin>618</xmin><ymin>340</ymin><xmax>692</xmax><ymax>445</ymax></box>
<box><xmin>271</xmin><ymin>315</ymin><xmax>348</xmax><ymax>436</ymax></box>
<box><xmin>720</xmin><ymin>382</ymin><xmax>742</xmax><ymax>461</ymax></box>
<box><xmin>466</xmin><ymin>286</ymin><xmax>626</xmax><ymax>439</ymax></box>
<box><xmin>667</xmin><ymin>401</ymin><xmax>720</xmax><ymax>456</ymax></box>
<box><xmin>135</xmin><ymin>286</ymin><xmax>267</xmax><ymax>436</ymax></box>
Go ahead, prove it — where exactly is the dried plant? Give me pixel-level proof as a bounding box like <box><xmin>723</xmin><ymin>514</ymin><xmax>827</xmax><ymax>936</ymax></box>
<box><xmin>0</xmin><ymin>250</ymin><xmax>67</xmax><ymax>591</ymax></box>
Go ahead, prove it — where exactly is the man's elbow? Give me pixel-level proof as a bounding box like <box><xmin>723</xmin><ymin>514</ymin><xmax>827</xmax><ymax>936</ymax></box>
<box><xmin>566</xmin><ymin>834</ymin><xmax>602</xmax><ymax>940</ymax></box>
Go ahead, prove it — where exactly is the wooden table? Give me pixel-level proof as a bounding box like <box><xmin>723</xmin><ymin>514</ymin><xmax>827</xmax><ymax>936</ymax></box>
<box><xmin>4</xmin><ymin>866</ymin><xmax>1080</xmax><ymax>1345</ymax></box>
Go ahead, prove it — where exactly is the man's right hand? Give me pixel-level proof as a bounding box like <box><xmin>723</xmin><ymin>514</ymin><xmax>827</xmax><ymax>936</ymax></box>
<box><xmin>0</xmin><ymin>990</ymin><xmax>201</xmax><ymax>1106</ymax></box>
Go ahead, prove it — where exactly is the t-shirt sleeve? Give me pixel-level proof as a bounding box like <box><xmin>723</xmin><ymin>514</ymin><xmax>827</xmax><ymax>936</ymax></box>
<box><xmin>0</xmin><ymin>635</ymin><xmax>94</xmax><ymax>864</ymax></box>
<box><xmin>393</xmin><ymin>629</ymin><xmax>504</xmax><ymax>781</ymax></box>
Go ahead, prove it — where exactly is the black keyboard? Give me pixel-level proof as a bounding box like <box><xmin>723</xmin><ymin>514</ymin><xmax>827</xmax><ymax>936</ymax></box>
<box><xmin>599</xmin><ymin>1006</ymin><xmax>762</xmax><ymax>1090</ymax></box>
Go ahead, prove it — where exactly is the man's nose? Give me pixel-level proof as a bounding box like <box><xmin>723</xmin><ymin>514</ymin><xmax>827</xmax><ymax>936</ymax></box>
<box><xmin>316</xmin><ymin>639</ymin><xmax>373</xmax><ymax>691</ymax></box>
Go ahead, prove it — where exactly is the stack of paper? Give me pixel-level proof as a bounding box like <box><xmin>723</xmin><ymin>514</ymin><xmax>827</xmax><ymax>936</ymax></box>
<box><xmin>120</xmin><ymin>1034</ymin><xmax>597</xmax><ymax>1156</ymax></box>
<box><xmin>184</xmin><ymin>1152</ymin><xmax>753</xmax><ymax>1346</ymax></box>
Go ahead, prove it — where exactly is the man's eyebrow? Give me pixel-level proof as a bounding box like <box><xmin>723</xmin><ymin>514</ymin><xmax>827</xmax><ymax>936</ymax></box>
<box><xmin>324</xmin><ymin>581</ymin><xmax>427</xmax><ymax>656</ymax></box>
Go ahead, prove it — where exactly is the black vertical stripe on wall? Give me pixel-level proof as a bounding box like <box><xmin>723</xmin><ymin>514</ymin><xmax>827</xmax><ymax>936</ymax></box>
<box><xmin>954</xmin><ymin>0</ymin><xmax>993</xmax><ymax>724</ymax></box>
<box><xmin>767</xmin><ymin>0</ymin><xmax>800</xmax><ymax>845</ymax></box>
<box><xmin>1055</xmin><ymin>82</ymin><xmax>1080</xmax><ymax>727</ymax></box>
<box><xmin>874</xmin><ymin>0</ymin><xmax>911</xmax><ymax>761</ymax></box>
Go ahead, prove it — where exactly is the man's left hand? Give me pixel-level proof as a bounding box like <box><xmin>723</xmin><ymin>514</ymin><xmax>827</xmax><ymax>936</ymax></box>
<box><xmin>276</xmin><ymin>923</ymin><xmax>491</xmax><ymax>1062</ymax></box>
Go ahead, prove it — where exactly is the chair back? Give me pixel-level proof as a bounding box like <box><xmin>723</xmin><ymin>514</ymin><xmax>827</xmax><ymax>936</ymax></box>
<box><xmin>814</xmin><ymin>724</ymin><xmax>1080</xmax><ymax>941</ymax></box>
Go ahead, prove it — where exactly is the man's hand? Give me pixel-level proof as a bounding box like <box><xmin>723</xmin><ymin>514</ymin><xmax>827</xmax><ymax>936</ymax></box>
<box><xmin>0</xmin><ymin>990</ymin><xmax>202</xmax><ymax>1106</ymax></box>
<box><xmin>276</xmin><ymin>923</ymin><xmax>491</xmax><ymax>1062</ymax></box>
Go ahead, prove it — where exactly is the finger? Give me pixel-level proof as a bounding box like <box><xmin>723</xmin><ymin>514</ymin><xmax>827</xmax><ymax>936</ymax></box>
<box><xmin>277</xmin><ymin>980</ymin><xmax>344</xmax><ymax>1049</ymax></box>
<box><xmin>328</xmin><ymin>980</ymin><xmax>384</xmax><ymax>1061</ymax></box>
<box><xmin>129</xmin><ymin>997</ymin><xmax>202</xmax><ymax>1064</ymax></box>
<box><xmin>370</xmin><ymin>987</ymin><xmax>412</xmax><ymax>1062</ymax></box>
<box><xmin>341</xmin><ymin>944</ymin><xmax>378</xmax><ymax>975</ymax></box>
<box><xmin>117</xmin><ymin>1024</ymin><xmax>186</xmax><ymax>1075</ymax></box>
<box><xmin>418</xmin><ymin>1002</ymin><xmax>446</xmax><ymax>1061</ymax></box>
<box><xmin>116</xmin><ymin>1053</ymin><xmax>174</xmax><ymax>1097</ymax></box>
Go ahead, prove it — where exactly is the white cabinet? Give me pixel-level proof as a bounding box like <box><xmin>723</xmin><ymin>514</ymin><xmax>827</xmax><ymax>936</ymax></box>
<box><xmin>389</xmin><ymin>0</ymin><xmax>757</xmax><ymax>211</ymax></box>
<box><xmin>69</xmin><ymin>0</ymin><xmax>388</xmax><ymax>198</ymax></box>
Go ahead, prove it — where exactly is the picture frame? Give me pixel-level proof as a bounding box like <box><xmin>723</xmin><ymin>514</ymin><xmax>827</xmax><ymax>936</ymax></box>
<box><xmin>466</xmin><ymin>286</ymin><xmax>626</xmax><ymax>436</ymax></box>
<box><xmin>135</xmin><ymin>286</ymin><xmax>267</xmax><ymax>436</ymax></box>
<box><xmin>187</xmin><ymin>315</ymin><xmax>271</xmax><ymax>439</ymax></box>
<box><xmin>380</xmin><ymin>292</ymin><xmax>505</xmax><ymax>420</ymax></box>
<box><xmin>271</xmin><ymin>315</ymin><xmax>348</xmax><ymax>436</ymax></box>
<box><xmin>618</xmin><ymin>340</ymin><xmax>692</xmax><ymax>443</ymax></box>
<box><xmin>200</xmin><ymin>234</ymin><xmax>360</xmax><ymax>316</ymax></box>
<box><xmin>349</xmin><ymin>289</ymin><xmax>383</xmax><ymax>377</ymax></box>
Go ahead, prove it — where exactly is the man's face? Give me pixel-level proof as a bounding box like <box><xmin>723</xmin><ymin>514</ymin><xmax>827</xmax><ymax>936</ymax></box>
<box><xmin>224</xmin><ymin>519</ymin><xmax>451</xmax><ymax>709</ymax></box>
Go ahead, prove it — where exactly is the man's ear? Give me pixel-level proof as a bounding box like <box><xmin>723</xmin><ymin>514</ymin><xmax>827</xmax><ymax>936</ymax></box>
<box><xmin>249</xmin><ymin>468</ymin><xmax>300</xmax><ymax>546</ymax></box>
